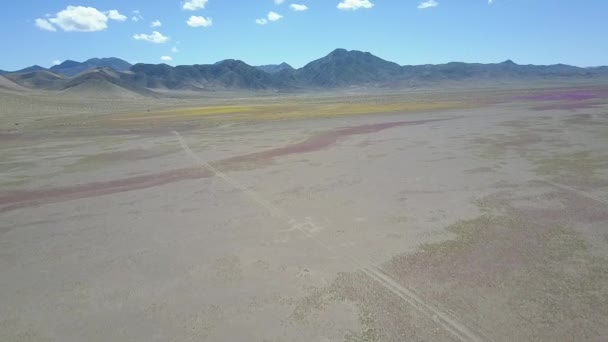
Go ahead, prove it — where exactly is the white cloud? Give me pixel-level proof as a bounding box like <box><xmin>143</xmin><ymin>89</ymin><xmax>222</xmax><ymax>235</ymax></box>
<box><xmin>186</xmin><ymin>16</ymin><xmax>213</xmax><ymax>27</ymax></box>
<box><xmin>131</xmin><ymin>10</ymin><xmax>143</xmax><ymax>22</ymax></box>
<box><xmin>171</xmin><ymin>46</ymin><xmax>180</xmax><ymax>53</ymax></box>
<box><xmin>133</xmin><ymin>31</ymin><xmax>170</xmax><ymax>44</ymax></box>
<box><xmin>256</xmin><ymin>11</ymin><xmax>283</xmax><ymax>25</ymax></box>
<box><xmin>489</xmin><ymin>0</ymin><xmax>493</xmax><ymax>3</ymax></box>
<box><xmin>106</xmin><ymin>10</ymin><xmax>127</xmax><ymax>21</ymax></box>
<box><xmin>418</xmin><ymin>0</ymin><xmax>438</xmax><ymax>9</ymax></box>
<box><xmin>151</xmin><ymin>20</ymin><xmax>162</xmax><ymax>27</ymax></box>
<box><xmin>267</xmin><ymin>11</ymin><xmax>283</xmax><ymax>21</ymax></box>
<box><xmin>290</xmin><ymin>4</ymin><xmax>308</xmax><ymax>11</ymax></box>
<box><xmin>274</xmin><ymin>0</ymin><xmax>285</xmax><ymax>4</ymax></box>
<box><xmin>47</xmin><ymin>6</ymin><xmax>109</xmax><ymax>32</ymax></box>
<box><xmin>337</xmin><ymin>0</ymin><xmax>374</xmax><ymax>10</ymax></box>
<box><xmin>35</xmin><ymin>7</ymin><xmax>127</xmax><ymax>32</ymax></box>
<box><xmin>183</xmin><ymin>0</ymin><xmax>208</xmax><ymax>11</ymax></box>
<box><xmin>161</xmin><ymin>56</ymin><xmax>173</xmax><ymax>61</ymax></box>
<box><xmin>52</xmin><ymin>60</ymin><xmax>61</xmax><ymax>66</ymax></box>
<box><xmin>35</xmin><ymin>18</ymin><xmax>56</xmax><ymax>31</ymax></box>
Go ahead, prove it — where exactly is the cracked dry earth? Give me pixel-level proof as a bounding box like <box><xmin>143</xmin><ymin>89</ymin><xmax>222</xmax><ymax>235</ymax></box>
<box><xmin>2</xmin><ymin>93</ymin><xmax>608</xmax><ymax>341</ymax></box>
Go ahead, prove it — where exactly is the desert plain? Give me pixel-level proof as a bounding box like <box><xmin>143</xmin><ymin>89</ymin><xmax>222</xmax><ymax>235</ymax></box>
<box><xmin>2</xmin><ymin>84</ymin><xmax>608</xmax><ymax>341</ymax></box>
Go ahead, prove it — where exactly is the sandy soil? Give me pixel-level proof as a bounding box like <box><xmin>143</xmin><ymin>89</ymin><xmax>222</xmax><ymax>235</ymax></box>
<box><xmin>1</xmin><ymin>86</ymin><xmax>608</xmax><ymax>341</ymax></box>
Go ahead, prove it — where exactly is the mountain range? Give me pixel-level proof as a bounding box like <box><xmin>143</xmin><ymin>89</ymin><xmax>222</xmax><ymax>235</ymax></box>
<box><xmin>1</xmin><ymin>49</ymin><xmax>607</xmax><ymax>97</ymax></box>
<box><xmin>255</xmin><ymin>62</ymin><xmax>295</xmax><ymax>74</ymax></box>
<box><xmin>0</xmin><ymin>58</ymin><xmax>131</xmax><ymax>77</ymax></box>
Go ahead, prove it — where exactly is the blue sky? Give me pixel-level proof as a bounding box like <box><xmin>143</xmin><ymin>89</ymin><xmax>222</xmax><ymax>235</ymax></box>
<box><xmin>1</xmin><ymin>0</ymin><xmax>607</xmax><ymax>70</ymax></box>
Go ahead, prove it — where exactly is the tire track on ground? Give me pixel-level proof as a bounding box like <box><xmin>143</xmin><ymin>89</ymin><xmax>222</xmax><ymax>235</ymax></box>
<box><xmin>173</xmin><ymin>130</ymin><xmax>484</xmax><ymax>342</ymax></box>
<box><xmin>541</xmin><ymin>180</ymin><xmax>608</xmax><ymax>206</ymax></box>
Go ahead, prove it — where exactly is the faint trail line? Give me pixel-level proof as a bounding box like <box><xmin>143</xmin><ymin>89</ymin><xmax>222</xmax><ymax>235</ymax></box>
<box><xmin>541</xmin><ymin>180</ymin><xmax>608</xmax><ymax>206</ymax></box>
<box><xmin>173</xmin><ymin>130</ymin><xmax>484</xmax><ymax>342</ymax></box>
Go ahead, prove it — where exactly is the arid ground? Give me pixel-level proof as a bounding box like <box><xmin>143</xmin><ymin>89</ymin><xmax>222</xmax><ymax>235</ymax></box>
<box><xmin>2</xmin><ymin>85</ymin><xmax>608</xmax><ymax>341</ymax></box>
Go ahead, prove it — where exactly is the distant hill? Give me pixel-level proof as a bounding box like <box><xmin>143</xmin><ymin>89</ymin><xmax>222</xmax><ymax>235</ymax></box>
<box><xmin>50</xmin><ymin>58</ymin><xmax>132</xmax><ymax>76</ymax></box>
<box><xmin>294</xmin><ymin>49</ymin><xmax>404</xmax><ymax>87</ymax></box>
<box><xmin>13</xmin><ymin>65</ymin><xmax>47</xmax><ymax>74</ymax></box>
<box><xmin>2</xmin><ymin>58</ymin><xmax>131</xmax><ymax>77</ymax></box>
<box><xmin>588</xmin><ymin>66</ymin><xmax>608</xmax><ymax>75</ymax></box>
<box><xmin>130</xmin><ymin>59</ymin><xmax>283</xmax><ymax>90</ymax></box>
<box><xmin>2</xmin><ymin>49</ymin><xmax>607</xmax><ymax>97</ymax></box>
<box><xmin>4</xmin><ymin>71</ymin><xmax>65</xmax><ymax>90</ymax></box>
<box><xmin>256</xmin><ymin>62</ymin><xmax>295</xmax><ymax>74</ymax></box>
<box><xmin>59</xmin><ymin>68</ymin><xmax>155</xmax><ymax>98</ymax></box>
<box><xmin>0</xmin><ymin>75</ymin><xmax>29</xmax><ymax>92</ymax></box>
<box><xmin>400</xmin><ymin>60</ymin><xmax>593</xmax><ymax>83</ymax></box>
<box><xmin>60</xmin><ymin>68</ymin><xmax>157</xmax><ymax>98</ymax></box>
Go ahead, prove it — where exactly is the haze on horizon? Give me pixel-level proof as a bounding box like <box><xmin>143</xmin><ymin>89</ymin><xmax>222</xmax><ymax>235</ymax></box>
<box><xmin>2</xmin><ymin>0</ymin><xmax>607</xmax><ymax>70</ymax></box>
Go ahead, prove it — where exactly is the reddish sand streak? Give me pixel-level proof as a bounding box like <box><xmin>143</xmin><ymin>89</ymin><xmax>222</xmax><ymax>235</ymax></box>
<box><xmin>0</xmin><ymin>168</ymin><xmax>211</xmax><ymax>213</ymax></box>
<box><xmin>223</xmin><ymin>118</ymin><xmax>445</xmax><ymax>164</ymax></box>
<box><xmin>0</xmin><ymin>118</ymin><xmax>447</xmax><ymax>213</ymax></box>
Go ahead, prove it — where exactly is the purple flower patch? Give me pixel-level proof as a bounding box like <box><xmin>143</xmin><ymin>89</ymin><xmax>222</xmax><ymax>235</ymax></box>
<box><xmin>520</xmin><ymin>88</ymin><xmax>608</xmax><ymax>102</ymax></box>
